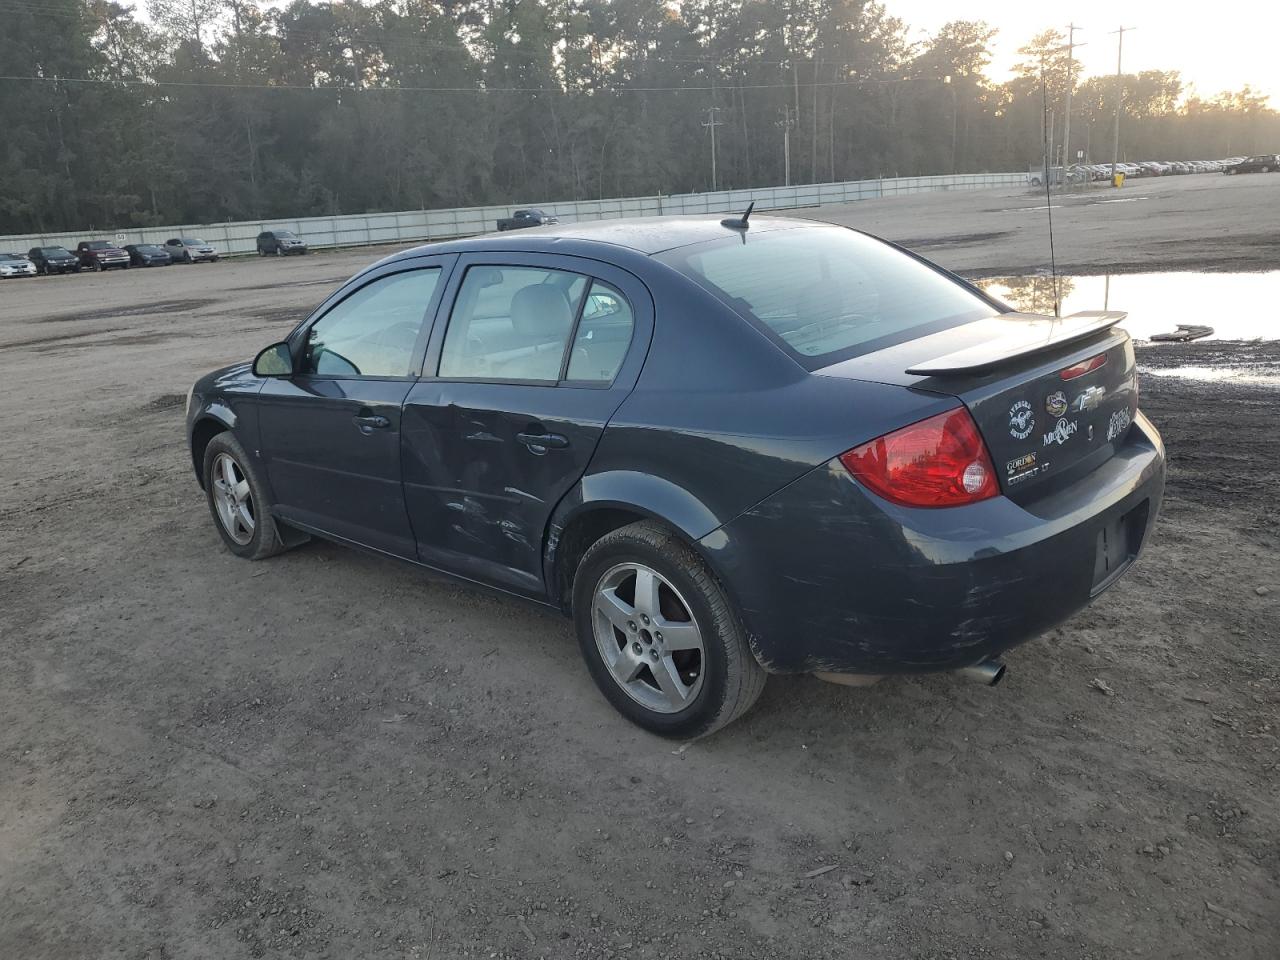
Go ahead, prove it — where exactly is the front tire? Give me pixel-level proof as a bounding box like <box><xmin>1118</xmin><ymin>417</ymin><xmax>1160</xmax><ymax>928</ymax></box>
<box><xmin>572</xmin><ymin>521</ymin><xmax>766</xmax><ymax>738</ymax></box>
<box><xmin>202</xmin><ymin>433</ymin><xmax>284</xmax><ymax>560</ymax></box>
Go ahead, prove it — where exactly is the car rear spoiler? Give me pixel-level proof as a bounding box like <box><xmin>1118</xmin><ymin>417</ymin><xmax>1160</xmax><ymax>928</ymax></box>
<box><xmin>905</xmin><ymin>311</ymin><xmax>1127</xmax><ymax>376</ymax></box>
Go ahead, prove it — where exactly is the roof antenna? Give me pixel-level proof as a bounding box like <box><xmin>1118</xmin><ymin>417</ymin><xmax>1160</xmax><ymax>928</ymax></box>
<box><xmin>1040</xmin><ymin>60</ymin><xmax>1061</xmax><ymax>318</ymax></box>
<box><xmin>720</xmin><ymin>201</ymin><xmax>754</xmax><ymax>230</ymax></box>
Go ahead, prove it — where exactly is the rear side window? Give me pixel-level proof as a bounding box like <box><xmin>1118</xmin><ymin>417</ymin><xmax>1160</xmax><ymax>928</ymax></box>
<box><xmin>658</xmin><ymin>227</ymin><xmax>993</xmax><ymax>366</ymax></box>
<box><xmin>439</xmin><ymin>267</ymin><xmax>587</xmax><ymax>382</ymax></box>
<box><xmin>566</xmin><ymin>280</ymin><xmax>634</xmax><ymax>383</ymax></box>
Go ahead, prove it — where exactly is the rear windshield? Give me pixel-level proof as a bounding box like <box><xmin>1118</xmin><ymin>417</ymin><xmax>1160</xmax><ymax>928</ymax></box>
<box><xmin>658</xmin><ymin>226</ymin><xmax>995</xmax><ymax>366</ymax></box>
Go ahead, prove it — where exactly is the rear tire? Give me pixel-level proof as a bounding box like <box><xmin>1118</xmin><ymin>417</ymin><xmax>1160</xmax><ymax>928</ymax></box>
<box><xmin>202</xmin><ymin>432</ymin><xmax>284</xmax><ymax>561</ymax></box>
<box><xmin>572</xmin><ymin>521</ymin><xmax>765</xmax><ymax>738</ymax></box>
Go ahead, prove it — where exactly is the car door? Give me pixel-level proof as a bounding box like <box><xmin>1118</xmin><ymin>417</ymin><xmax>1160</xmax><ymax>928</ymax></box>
<box><xmin>255</xmin><ymin>255</ymin><xmax>456</xmax><ymax>557</ymax></box>
<box><xmin>401</xmin><ymin>253</ymin><xmax>652</xmax><ymax>596</ymax></box>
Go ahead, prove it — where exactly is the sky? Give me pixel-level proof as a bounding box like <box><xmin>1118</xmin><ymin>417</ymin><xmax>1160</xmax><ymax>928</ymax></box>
<box><xmin>891</xmin><ymin>0</ymin><xmax>1279</xmax><ymax>104</ymax></box>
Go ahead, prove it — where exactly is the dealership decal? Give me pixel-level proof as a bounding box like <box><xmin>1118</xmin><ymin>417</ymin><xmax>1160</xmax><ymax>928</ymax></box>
<box><xmin>1006</xmin><ymin>452</ymin><xmax>1036</xmax><ymax>475</ymax></box>
<box><xmin>1045</xmin><ymin>390</ymin><xmax>1068</xmax><ymax>418</ymax></box>
<box><xmin>1107</xmin><ymin>407</ymin><xmax>1133</xmax><ymax>442</ymax></box>
<box><xmin>1043</xmin><ymin>417</ymin><xmax>1079</xmax><ymax>447</ymax></box>
<box><xmin>1009</xmin><ymin>400</ymin><xmax>1035</xmax><ymax>440</ymax></box>
<box><xmin>1005</xmin><ymin>452</ymin><xmax>1041</xmax><ymax>484</ymax></box>
<box><xmin>1073</xmin><ymin>385</ymin><xmax>1107</xmax><ymax>412</ymax></box>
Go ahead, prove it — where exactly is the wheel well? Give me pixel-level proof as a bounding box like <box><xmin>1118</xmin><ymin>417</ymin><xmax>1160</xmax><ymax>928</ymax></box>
<box><xmin>190</xmin><ymin>418</ymin><xmax>228</xmax><ymax>487</ymax></box>
<box><xmin>552</xmin><ymin>507</ymin><xmax>649</xmax><ymax>611</ymax></box>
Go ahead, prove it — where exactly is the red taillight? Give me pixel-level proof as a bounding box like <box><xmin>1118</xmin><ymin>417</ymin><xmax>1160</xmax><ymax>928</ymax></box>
<box><xmin>1060</xmin><ymin>353</ymin><xmax>1108</xmax><ymax>381</ymax></box>
<box><xmin>838</xmin><ymin>408</ymin><xmax>999</xmax><ymax>508</ymax></box>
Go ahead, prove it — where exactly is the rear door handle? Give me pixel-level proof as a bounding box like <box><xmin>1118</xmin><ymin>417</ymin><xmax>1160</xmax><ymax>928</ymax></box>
<box><xmin>516</xmin><ymin>431</ymin><xmax>569</xmax><ymax>452</ymax></box>
<box><xmin>353</xmin><ymin>414</ymin><xmax>390</xmax><ymax>431</ymax></box>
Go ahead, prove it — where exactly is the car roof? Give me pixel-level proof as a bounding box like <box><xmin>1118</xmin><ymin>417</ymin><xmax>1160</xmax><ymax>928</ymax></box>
<box><xmin>395</xmin><ymin>214</ymin><xmax>820</xmax><ymax>260</ymax></box>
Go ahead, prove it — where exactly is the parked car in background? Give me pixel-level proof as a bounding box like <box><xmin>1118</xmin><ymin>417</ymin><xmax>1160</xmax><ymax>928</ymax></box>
<box><xmin>496</xmin><ymin>209</ymin><xmax>559</xmax><ymax>231</ymax></box>
<box><xmin>26</xmin><ymin>246</ymin><xmax>80</xmax><ymax>275</ymax></box>
<box><xmin>1224</xmin><ymin>154</ymin><xmax>1279</xmax><ymax>174</ymax></box>
<box><xmin>256</xmin><ymin>230</ymin><xmax>309</xmax><ymax>256</ymax></box>
<box><xmin>186</xmin><ymin>214</ymin><xmax>1165</xmax><ymax>736</ymax></box>
<box><xmin>76</xmin><ymin>240</ymin><xmax>130</xmax><ymax>271</ymax></box>
<box><xmin>164</xmin><ymin>237</ymin><xmax>219</xmax><ymax>262</ymax></box>
<box><xmin>124</xmin><ymin>243</ymin><xmax>173</xmax><ymax>267</ymax></box>
<box><xmin>0</xmin><ymin>252</ymin><xmax>38</xmax><ymax>278</ymax></box>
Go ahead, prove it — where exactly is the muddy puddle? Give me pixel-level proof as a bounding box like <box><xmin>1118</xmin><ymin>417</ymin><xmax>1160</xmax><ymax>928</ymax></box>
<box><xmin>975</xmin><ymin>271</ymin><xmax>1279</xmax><ymax>342</ymax></box>
<box><xmin>976</xmin><ymin>271</ymin><xmax>1280</xmax><ymax>386</ymax></box>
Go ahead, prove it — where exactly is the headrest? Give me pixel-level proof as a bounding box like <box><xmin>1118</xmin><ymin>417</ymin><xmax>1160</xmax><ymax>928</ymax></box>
<box><xmin>510</xmin><ymin>284</ymin><xmax>574</xmax><ymax>338</ymax></box>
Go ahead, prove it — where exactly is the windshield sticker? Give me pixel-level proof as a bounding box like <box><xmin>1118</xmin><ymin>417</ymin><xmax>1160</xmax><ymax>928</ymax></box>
<box><xmin>1009</xmin><ymin>400</ymin><xmax>1035</xmax><ymax>440</ymax></box>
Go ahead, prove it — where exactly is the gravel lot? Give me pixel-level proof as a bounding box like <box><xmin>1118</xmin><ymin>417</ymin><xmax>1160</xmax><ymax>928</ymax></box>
<box><xmin>2</xmin><ymin>173</ymin><xmax>1277</xmax><ymax>959</ymax></box>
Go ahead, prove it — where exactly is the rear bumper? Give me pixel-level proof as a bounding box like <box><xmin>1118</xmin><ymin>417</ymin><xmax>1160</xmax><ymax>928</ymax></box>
<box><xmin>701</xmin><ymin>412</ymin><xmax>1165</xmax><ymax>675</ymax></box>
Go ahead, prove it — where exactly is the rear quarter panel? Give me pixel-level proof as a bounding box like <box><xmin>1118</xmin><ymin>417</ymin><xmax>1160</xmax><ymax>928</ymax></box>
<box><xmin>579</xmin><ymin>264</ymin><xmax>961</xmax><ymax>540</ymax></box>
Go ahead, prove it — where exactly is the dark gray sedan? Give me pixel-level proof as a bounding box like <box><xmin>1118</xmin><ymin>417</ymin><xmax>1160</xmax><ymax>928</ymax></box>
<box><xmin>186</xmin><ymin>215</ymin><xmax>1165</xmax><ymax>736</ymax></box>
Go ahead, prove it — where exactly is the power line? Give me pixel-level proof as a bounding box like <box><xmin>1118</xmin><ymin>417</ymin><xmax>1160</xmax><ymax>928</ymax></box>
<box><xmin>0</xmin><ymin>0</ymin><xmax>877</xmax><ymax>71</ymax></box>
<box><xmin>0</xmin><ymin>72</ymin><xmax>937</xmax><ymax>95</ymax></box>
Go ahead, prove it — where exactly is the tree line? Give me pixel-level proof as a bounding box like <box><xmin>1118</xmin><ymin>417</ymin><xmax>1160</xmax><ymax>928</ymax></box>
<box><xmin>1</xmin><ymin>0</ymin><xmax>1276</xmax><ymax>234</ymax></box>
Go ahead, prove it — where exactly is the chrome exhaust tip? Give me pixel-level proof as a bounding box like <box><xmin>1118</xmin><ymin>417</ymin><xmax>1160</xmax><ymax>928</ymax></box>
<box><xmin>958</xmin><ymin>659</ymin><xmax>1006</xmax><ymax>686</ymax></box>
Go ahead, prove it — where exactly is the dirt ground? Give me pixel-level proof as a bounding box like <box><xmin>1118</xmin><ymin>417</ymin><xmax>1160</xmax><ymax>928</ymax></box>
<box><xmin>1</xmin><ymin>174</ymin><xmax>1277</xmax><ymax>959</ymax></box>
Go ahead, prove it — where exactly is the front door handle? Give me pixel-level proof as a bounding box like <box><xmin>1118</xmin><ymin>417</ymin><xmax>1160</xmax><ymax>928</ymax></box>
<box><xmin>353</xmin><ymin>414</ymin><xmax>390</xmax><ymax>432</ymax></box>
<box><xmin>516</xmin><ymin>431</ymin><xmax>569</xmax><ymax>452</ymax></box>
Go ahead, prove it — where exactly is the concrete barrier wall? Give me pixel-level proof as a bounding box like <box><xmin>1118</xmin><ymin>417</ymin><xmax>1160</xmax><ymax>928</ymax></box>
<box><xmin>0</xmin><ymin>173</ymin><xmax>1026</xmax><ymax>258</ymax></box>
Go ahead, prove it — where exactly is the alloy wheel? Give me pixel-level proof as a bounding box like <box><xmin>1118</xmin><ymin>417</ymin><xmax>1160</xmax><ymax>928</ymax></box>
<box><xmin>211</xmin><ymin>452</ymin><xmax>256</xmax><ymax>545</ymax></box>
<box><xmin>592</xmin><ymin>562</ymin><xmax>705</xmax><ymax>714</ymax></box>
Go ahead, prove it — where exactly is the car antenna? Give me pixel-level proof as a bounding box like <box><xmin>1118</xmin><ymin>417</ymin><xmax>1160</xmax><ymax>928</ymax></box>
<box><xmin>720</xmin><ymin>201</ymin><xmax>754</xmax><ymax>230</ymax></box>
<box><xmin>1039</xmin><ymin>59</ymin><xmax>1061</xmax><ymax>319</ymax></box>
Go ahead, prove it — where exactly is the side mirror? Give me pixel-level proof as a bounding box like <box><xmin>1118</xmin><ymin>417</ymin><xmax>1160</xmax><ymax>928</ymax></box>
<box><xmin>253</xmin><ymin>341</ymin><xmax>294</xmax><ymax>377</ymax></box>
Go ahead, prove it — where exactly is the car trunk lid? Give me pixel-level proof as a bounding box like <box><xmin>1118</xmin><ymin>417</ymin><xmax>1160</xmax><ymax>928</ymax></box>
<box><xmin>816</xmin><ymin>311</ymin><xmax>1139</xmax><ymax>499</ymax></box>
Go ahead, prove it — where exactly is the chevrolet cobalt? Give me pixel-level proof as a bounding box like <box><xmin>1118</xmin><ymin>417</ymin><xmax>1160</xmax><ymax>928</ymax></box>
<box><xmin>186</xmin><ymin>215</ymin><xmax>1165</xmax><ymax>736</ymax></box>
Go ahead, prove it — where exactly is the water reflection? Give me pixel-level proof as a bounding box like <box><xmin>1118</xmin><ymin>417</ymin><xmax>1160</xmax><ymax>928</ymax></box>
<box><xmin>1141</xmin><ymin>366</ymin><xmax>1280</xmax><ymax>386</ymax></box>
<box><xmin>975</xmin><ymin>272</ymin><xmax>1279</xmax><ymax>342</ymax></box>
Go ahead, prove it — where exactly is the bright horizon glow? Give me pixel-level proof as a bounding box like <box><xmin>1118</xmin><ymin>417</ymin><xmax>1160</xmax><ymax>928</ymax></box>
<box><xmin>894</xmin><ymin>0</ymin><xmax>1277</xmax><ymax>105</ymax></box>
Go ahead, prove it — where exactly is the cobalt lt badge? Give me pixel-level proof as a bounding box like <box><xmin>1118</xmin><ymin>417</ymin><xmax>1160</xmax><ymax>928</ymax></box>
<box><xmin>1045</xmin><ymin>390</ymin><xmax>1069</xmax><ymax>418</ymax></box>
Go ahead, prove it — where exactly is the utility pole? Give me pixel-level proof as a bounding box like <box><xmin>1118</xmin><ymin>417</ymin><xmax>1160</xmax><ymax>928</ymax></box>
<box><xmin>944</xmin><ymin>75</ymin><xmax>957</xmax><ymax>174</ymax></box>
<box><xmin>777</xmin><ymin>105</ymin><xmax>795</xmax><ymax>186</ymax></box>
<box><xmin>1110</xmin><ymin>26</ymin><xmax>1134</xmax><ymax>183</ymax></box>
<box><xmin>1062</xmin><ymin>24</ymin><xmax>1084</xmax><ymax>176</ymax></box>
<box><xmin>702</xmin><ymin>106</ymin><xmax>724</xmax><ymax>191</ymax></box>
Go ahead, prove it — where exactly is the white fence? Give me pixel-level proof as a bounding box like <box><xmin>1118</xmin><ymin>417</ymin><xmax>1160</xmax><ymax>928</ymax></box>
<box><xmin>0</xmin><ymin>172</ymin><xmax>1027</xmax><ymax>258</ymax></box>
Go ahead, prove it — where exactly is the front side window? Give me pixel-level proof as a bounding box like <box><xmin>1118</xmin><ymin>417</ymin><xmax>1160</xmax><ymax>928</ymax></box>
<box><xmin>439</xmin><ymin>266</ymin><xmax>587</xmax><ymax>382</ymax></box>
<box><xmin>658</xmin><ymin>226</ymin><xmax>993</xmax><ymax>366</ymax></box>
<box><xmin>303</xmin><ymin>268</ymin><xmax>441</xmax><ymax>377</ymax></box>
